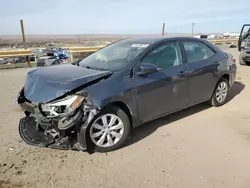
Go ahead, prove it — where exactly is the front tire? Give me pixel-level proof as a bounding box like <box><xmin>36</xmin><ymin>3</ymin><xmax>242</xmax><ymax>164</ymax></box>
<box><xmin>209</xmin><ymin>78</ymin><xmax>229</xmax><ymax>107</ymax></box>
<box><xmin>87</xmin><ymin>106</ymin><xmax>131</xmax><ymax>152</ymax></box>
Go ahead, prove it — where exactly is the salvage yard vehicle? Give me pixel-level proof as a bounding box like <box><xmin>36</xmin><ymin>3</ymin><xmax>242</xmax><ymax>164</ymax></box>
<box><xmin>5</xmin><ymin>57</ymin><xmax>26</xmax><ymax>64</ymax></box>
<box><xmin>239</xmin><ymin>36</ymin><xmax>250</xmax><ymax>65</ymax></box>
<box><xmin>37</xmin><ymin>56</ymin><xmax>64</xmax><ymax>67</ymax></box>
<box><xmin>238</xmin><ymin>24</ymin><xmax>250</xmax><ymax>65</ymax></box>
<box><xmin>17</xmin><ymin>37</ymin><xmax>237</xmax><ymax>152</ymax></box>
<box><xmin>0</xmin><ymin>58</ymin><xmax>7</xmax><ymax>64</ymax></box>
<box><xmin>36</xmin><ymin>47</ymin><xmax>69</xmax><ymax>67</ymax></box>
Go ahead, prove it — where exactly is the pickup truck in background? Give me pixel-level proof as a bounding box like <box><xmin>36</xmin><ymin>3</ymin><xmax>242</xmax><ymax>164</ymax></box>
<box><xmin>238</xmin><ymin>24</ymin><xmax>250</xmax><ymax>65</ymax></box>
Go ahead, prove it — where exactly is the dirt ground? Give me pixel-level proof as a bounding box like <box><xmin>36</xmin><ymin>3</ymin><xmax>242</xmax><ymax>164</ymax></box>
<box><xmin>1</xmin><ymin>48</ymin><xmax>250</xmax><ymax>188</ymax></box>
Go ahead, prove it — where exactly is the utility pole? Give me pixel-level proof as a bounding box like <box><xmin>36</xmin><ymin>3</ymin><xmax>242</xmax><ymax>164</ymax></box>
<box><xmin>192</xmin><ymin>22</ymin><xmax>195</xmax><ymax>37</ymax></box>
<box><xmin>162</xmin><ymin>22</ymin><xmax>165</xmax><ymax>36</ymax></box>
<box><xmin>20</xmin><ymin>19</ymin><xmax>31</xmax><ymax>67</ymax></box>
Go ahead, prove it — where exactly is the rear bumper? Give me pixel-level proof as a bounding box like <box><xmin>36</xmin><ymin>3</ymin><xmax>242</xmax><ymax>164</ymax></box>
<box><xmin>229</xmin><ymin>64</ymin><xmax>237</xmax><ymax>88</ymax></box>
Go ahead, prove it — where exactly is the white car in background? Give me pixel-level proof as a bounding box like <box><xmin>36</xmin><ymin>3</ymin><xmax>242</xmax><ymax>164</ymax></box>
<box><xmin>0</xmin><ymin>58</ymin><xmax>7</xmax><ymax>64</ymax></box>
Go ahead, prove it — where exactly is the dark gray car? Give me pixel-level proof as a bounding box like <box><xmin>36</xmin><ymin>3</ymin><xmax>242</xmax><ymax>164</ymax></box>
<box><xmin>17</xmin><ymin>37</ymin><xmax>237</xmax><ymax>152</ymax></box>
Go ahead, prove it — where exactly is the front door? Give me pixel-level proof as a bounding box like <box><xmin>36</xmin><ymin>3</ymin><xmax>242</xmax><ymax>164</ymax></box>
<box><xmin>134</xmin><ymin>41</ymin><xmax>189</xmax><ymax>123</ymax></box>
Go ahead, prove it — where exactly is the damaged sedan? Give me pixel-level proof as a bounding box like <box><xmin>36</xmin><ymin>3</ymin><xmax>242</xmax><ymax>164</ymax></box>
<box><xmin>18</xmin><ymin>37</ymin><xmax>237</xmax><ymax>152</ymax></box>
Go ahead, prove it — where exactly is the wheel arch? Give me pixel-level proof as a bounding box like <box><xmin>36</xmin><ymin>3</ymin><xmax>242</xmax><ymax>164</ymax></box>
<box><xmin>102</xmin><ymin>101</ymin><xmax>133</xmax><ymax>128</ymax></box>
<box><xmin>210</xmin><ymin>73</ymin><xmax>230</xmax><ymax>99</ymax></box>
<box><xmin>79</xmin><ymin>100</ymin><xmax>134</xmax><ymax>152</ymax></box>
<box><xmin>221</xmin><ymin>73</ymin><xmax>230</xmax><ymax>82</ymax></box>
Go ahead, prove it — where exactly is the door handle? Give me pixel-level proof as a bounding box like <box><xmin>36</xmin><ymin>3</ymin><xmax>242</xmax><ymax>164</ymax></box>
<box><xmin>177</xmin><ymin>71</ymin><xmax>189</xmax><ymax>77</ymax></box>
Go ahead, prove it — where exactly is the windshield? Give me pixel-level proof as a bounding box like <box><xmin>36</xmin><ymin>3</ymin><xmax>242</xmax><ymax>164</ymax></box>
<box><xmin>78</xmin><ymin>40</ymin><xmax>149</xmax><ymax>71</ymax></box>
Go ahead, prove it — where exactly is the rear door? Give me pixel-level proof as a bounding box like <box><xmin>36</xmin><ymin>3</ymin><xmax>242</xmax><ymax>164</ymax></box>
<box><xmin>180</xmin><ymin>39</ymin><xmax>218</xmax><ymax>106</ymax></box>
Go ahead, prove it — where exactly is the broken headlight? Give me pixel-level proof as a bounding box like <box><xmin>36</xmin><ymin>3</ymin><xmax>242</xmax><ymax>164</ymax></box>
<box><xmin>41</xmin><ymin>95</ymin><xmax>84</xmax><ymax>117</ymax></box>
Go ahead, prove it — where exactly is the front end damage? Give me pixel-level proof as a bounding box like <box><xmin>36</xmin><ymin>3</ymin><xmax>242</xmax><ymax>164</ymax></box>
<box><xmin>17</xmin><ymin>88</ymin><xmax>99</xmax><ymax>151</ymax></box>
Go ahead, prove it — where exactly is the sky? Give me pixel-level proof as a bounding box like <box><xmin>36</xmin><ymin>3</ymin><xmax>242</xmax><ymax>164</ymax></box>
<box><xmin>0</xmin><ymin>0</ymin><xmax>249</xmax><ymax>35</ymax></box>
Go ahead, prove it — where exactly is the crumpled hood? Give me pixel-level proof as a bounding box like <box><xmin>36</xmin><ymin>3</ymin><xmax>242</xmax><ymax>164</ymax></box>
<box><xmin>24</xmin><ymin>64</ymin><xmax>112</xmax><ymax>103</ymax></box>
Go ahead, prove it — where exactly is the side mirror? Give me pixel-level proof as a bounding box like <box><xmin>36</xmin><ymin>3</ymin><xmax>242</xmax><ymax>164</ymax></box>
<box><xmin>137</xmin><ymin>63</ymin><xmax>158</xmax><ymax>76</ymax></box>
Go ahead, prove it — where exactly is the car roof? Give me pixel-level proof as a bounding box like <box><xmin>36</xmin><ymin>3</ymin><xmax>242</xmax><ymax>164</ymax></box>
<box><xmin>121</xmin><ymin>36</ymin><xmax>204</xmax><ymax>44</ymax></box>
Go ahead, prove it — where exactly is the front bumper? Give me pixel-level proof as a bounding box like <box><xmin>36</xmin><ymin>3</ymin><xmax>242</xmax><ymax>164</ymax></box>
<box><xmin>19</xmin><ymin>116</ymin><xmax>81</xmax><ymax>150</ymax></box>
<box><xmin>17</xmin><ymin>91</ymin><xmax>99</xmax><ymax>152</ymax></box>
<box><xmin>241</xmin><ymin>50</ymin><xmax>250</xmax><ymax>62</ymax></box>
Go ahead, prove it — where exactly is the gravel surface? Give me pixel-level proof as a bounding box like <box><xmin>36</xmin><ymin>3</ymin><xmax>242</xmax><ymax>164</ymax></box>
<box><xmin>1</xmin><ymin>49</ymin><xmax>250</xmax><ymax>188</ymax></box>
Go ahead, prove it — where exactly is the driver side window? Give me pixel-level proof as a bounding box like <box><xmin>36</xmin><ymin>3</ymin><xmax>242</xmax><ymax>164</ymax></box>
<box><xmin>141</xmin><ymin>41</ymin><xmax>182</xmax><ymax>69</ymax></box>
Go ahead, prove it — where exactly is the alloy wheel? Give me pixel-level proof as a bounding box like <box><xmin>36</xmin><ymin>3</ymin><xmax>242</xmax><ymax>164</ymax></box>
<box><xmin>216</xmin><ymin>81</ymin><xmax>228</xmax><ymax>103</ymax></box>
<box><xmin>90</xmin><ymin>114</ymin><xmax>125</xmax><ymax>148</ymax></box>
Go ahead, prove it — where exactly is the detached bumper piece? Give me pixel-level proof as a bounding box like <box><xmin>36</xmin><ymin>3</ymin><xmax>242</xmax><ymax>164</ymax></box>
<box><xmin>19</xmin><ymin>117</ymin><xmax>54</xmax><ymax>147</ymax></box>
<box><xmin>19</xmin><ymin>116</ymin><xmax>82</xmax><ymax>151</ymax></box>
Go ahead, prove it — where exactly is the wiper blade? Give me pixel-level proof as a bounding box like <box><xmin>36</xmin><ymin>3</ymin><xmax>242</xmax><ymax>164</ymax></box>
<box><xmin>72</xmin><ymin>59</ymin><xmax>82</xmax><ymax>66</ymax></box>
<box><xmin>84</xmin><ymin>66</ymin><xmax>109</xmax><ymax>71</ymax></box>
<box><xmin>95</xmin><ymin>68</ymin><xmax>110</xmax><ymax>71</ymax></box>
<box><xmin>83</xmin><ymin>66</ymin><xmax>96</xmax><ymax>70</ymax></box>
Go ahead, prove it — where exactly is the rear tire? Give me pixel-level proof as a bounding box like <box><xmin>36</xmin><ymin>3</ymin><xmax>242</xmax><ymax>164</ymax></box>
<box><xmin>209</xmin><ymin>78</ymin><xmax>229</xmax><ymax>107</ymax></box>
<box><xmin>86</xmin><ymin>106</ymin><xmax>131</xmax><ymax>152</ymax></box>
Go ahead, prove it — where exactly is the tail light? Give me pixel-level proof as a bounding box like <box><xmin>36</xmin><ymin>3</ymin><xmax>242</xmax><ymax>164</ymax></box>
<box><xmin>232</xmin><ymin>57</ymin><xmax>236</xmax><ymax>63</ymax></box>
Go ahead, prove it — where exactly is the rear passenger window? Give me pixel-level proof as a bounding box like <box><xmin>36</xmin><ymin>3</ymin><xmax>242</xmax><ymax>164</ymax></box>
<box><xmin>183</xmin><ymin>41</ymin><xmax>215</xmax><ymax>63</ymax></box>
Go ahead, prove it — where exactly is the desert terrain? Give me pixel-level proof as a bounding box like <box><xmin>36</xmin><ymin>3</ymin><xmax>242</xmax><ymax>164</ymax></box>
<box><xmin>1</xmin><ymin>48</ymin><xmax>250</xmax><ymax>188</ymax></box>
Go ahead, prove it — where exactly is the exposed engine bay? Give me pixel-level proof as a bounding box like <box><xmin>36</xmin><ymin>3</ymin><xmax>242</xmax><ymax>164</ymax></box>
<box><xmin>18</xmin><ymin>88</ymin><xmax>100</xmax><ymax>152</ymax></box>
